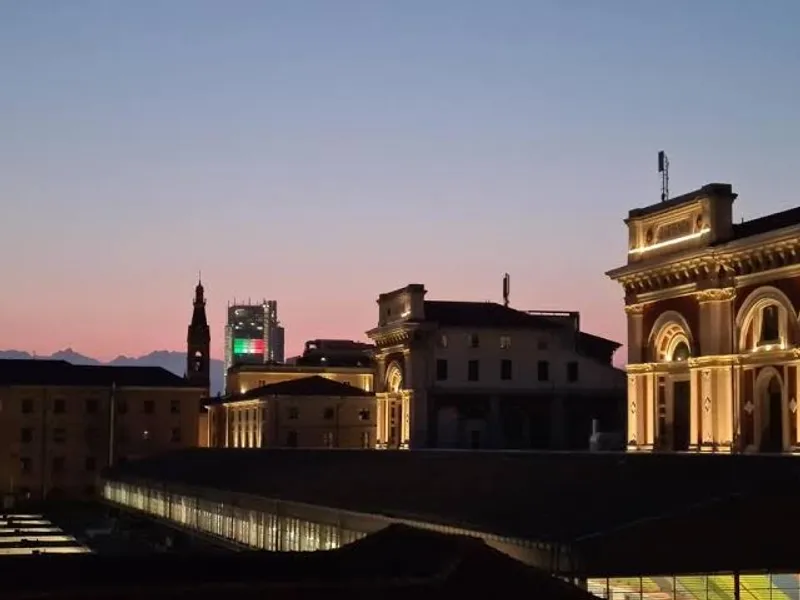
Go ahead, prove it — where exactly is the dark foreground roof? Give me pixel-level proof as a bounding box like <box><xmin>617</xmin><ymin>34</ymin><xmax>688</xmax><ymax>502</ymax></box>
<box><xmin>224</xmin><ymin>375</ymin><xmax>372</xmax><ymax>403</ymax></box>
<box><xmin>0</xmin><ymin>524</ymin><xmax>594</xmax><ymax>600</ymax></box>
<box><xmin>105</xmin><ymin>449</ymin><xmax>800</xmax><ymax>552</ymax></box>
<box><xmin>0</xmin><ymin>359</ymin><xmax>199</xmax><ymax>388</ymax></box>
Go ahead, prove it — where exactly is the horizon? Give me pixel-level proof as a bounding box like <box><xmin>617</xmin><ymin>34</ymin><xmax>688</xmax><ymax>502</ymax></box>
<box><xmin>3</xmin><ymin>1</ymin><xmax>800</xmax><ymax>362</ymax></box>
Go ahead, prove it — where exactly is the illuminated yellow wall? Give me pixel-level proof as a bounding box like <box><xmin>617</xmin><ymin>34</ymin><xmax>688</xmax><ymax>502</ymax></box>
<box><xmin>227</xmin><ymin>365</ymin><xmax>373</xmax><ymax>395</ymax></box>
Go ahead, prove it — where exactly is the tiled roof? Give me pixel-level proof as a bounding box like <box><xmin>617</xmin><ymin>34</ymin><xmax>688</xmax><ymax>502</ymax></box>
<box><xmin>726</xmin><ymin>205</ymin><xmax>800</xmax><ymax>243</ymax></box>
<box><xmin>0</xmin><ymin>524</ymin><xmax>595</xmax><ymax>599</ymax></box>
<box><xmin>0</xmin><ymin>359</ymin><xmax>199</xmax><ymax>388</ymax></box>
<box><xmin>227</xmin><ymin>375</ymin><xmax>372</xmax><ymax>403</ymax></box>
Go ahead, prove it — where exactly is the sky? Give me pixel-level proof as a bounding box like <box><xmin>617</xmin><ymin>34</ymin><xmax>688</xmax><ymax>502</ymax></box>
<box><xmin>2</xmin><ymin>0</ymin><xmax>800</xmax><ymax>362</ymax></box>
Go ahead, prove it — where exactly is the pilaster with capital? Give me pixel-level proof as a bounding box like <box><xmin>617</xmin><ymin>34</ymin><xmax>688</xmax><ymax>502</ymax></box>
<box><xmin>696</xmin><ymin>288</ymin><xmax>736</xmax><ymax>355</ymax></box>
<box><xmin>625</xmin><ymin>304</ymin><xmax>646</xmax><ymax>363</ymax></box>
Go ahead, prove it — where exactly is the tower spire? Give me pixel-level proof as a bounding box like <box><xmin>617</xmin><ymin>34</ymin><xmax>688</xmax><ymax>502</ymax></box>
<box><xmin>187</xmin><ymin>276</ymin><xmax>211</xmax><ymax>396</ymax></box>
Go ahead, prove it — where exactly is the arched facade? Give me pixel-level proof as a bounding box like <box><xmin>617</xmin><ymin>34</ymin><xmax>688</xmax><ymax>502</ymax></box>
<box><xmin>607</xmin><ymin>182</ymin><xmax>800</xmax><ymax>455</ymax></box>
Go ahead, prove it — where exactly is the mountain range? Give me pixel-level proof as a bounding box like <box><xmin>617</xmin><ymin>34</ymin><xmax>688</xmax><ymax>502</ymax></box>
<box><xmin>0</xmin><ymin>349</ymin><xmax>225</xmax><ymax>395</ymax></box>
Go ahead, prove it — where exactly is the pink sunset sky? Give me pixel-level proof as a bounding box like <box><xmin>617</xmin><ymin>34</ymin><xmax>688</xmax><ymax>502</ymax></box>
<box><xmin>2</xmin><ymin>2</ymin><xmax>799</xmax><ymax>362</ymax></box>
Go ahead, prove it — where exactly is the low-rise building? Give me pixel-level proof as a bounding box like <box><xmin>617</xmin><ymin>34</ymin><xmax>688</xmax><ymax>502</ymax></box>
<box><xmin>207</xmin><ymin>376</ymin><xmax>376</xmax><ymax>449</ymax></box>
<box><xmin>0</xmin><ymin>359</ymin><xmax>205</xmax><ymax>500</ymax></box>
<box><xmin>367</xmin><ymin>284</ymin><xmax>625</xmax><ymax>450</ymax></box>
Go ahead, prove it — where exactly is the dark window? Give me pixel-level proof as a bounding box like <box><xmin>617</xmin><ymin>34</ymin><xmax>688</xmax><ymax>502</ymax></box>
<box><xmin>470</xmin><ymin>430</ymin><xmax>481</xmax><ymax>449</ymax></box>
<box><xmin>286</xmin><ymin>430</ymin><xmax>298</xmax><ymax>447</ymax></box>
<box><xmin>53</xmin><ymin>428</ymin><xmax>66</xmax><ymax>444</ymax></box>
<box><xmin>85</xmin><ymin>399</ymin><xmax>98</xmax><ymax>414</ymax></box>
<box><xmin>85</xmin><ymin>427</ymin><xmax>98</xmax><ymax>444</ymax></box>
<box><xmin>84</xmin><ymin>485</ymin><xmax>96</xmax><ymax>496</ymax></box>
<box><xmin>85</xmin><ymin>457</ymin><xmax>96</xmax><ymax>472</ymax></box>
<box><xmin>436</xmin><ymin>359</ymin><xmax>448</xmax><ymax>381</ymax></box>
<box><xmin>117</xmin><ymin>400</ymin><xmax>128</xmax><ymax>415</ymax></box>
<box><xmin>170</xmin><ymin>400</ymin><xmax>180</xmax><ymax>414</ymax></box>
<box><xmin>170</xmin><ymin>428</ymin><xmax>181</xmax><ymax>443</ymax></box>
<box><xmin>53</xmin><ymin>399</ymin><xmax>66</xmax><ymax>414</ymax></box>
<box><xmin>21</xmin><ymin>398</ymin><xmax>33</xmax><ymax>414</ymax></box>
<box><xmin>52</xmin><ymin>457</ymin><xmax>65</xmax><ymax>473</ymax></box>
<box><xmin>537</xmin><ymin>360</ymin><xmax>550</xmax><ymax>382</ymax></box>
<box><xmin>760</xmin><ymin>305</ymin><xmax>780</xmax><ymax>343</ymax></box>
<box><xmin>20</xmin><ymin>428</ymin><xmax>33</xmax><ymax>444</ymax></box>
<box><xmin>288</xmin><ymin>407</ymin><xmax>299</xmax><ymax>420</ymax></box>
<box><xmin>361</xmin><ymin>431</ymin><xmax>371</xmax><ymax>448</ymax></box>
<box><xmin>468</xmin><ymin>334</ymin><xmax>480</xmax><ymax>348</ymax></box>
<box><xmin>500</xmin><ymin>359</ymin><xmax>512</xmax><ymax>381</ymax></box>
<box><xmin>143</xmin><ymin>400</ymin><xmax>155</xmax><ymax>414</ymax></box>
<box><xmin>20</xmin><ymin>458</ymin><xmax>32</xmax><ymax>473</ymax></box>
<box><xmin>358</xmin><ymin>409</ymin><xmax>371</xmax><ymax>421</ymax></box>
<box><xmin>467</xmin><ymin>360</ymin><xmax>480</xmax><ymax>382</ymax></box>
<box><xmin>672</xmin><ymin>342</ymin><xmax>690</xmax><ymax>362</ymax></box>
<box><xmin>537</xmin><ymin>340</ymin><xmax>548</xmax><ymax>351</ymax></box>
<box><xmin>323</xmin><ymin>407</ymin><xmax>335</xmax><ymax>420</ymax></box>
<box><xmin>567</xmin><ymin>361</ymin><xmax>579</xmax><ymax>382</ymax></box>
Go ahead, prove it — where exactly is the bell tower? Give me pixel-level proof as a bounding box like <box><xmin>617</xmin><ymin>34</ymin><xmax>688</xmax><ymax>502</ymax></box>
<box><xmin>186</xmin><ymin>276</ymin><xmax>211</xmax><ymax>395</ymax></box>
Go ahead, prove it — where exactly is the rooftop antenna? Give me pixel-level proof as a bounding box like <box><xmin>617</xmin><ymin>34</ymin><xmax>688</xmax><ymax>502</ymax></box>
<box><xmin>502</xmin><ymin>273</ymin><xmax>510</xmax><ymax>307</ymax></box>
<box><xmin>658</xmin><ymin>150</ymin><xmax>670</xmax><ymax>202</ymax></box>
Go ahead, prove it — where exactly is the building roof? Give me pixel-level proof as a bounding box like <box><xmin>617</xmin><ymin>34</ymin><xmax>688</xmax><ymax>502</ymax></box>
<box><xmin>104</xmin><ymin>449</ymin><xmax>800</xmax><ymax>573</ymax></box>
<box><xmin>725</xmin><ymin>204</ymin><xmax>800</xmax><ymax>243</ymax></box>
<box><xmin>0</xmin><ymin>359</ymin><xmax>200</xmax><ymax>388</ymax></box>
<box><xmin>224</xmin><ymin>375</ymin><xmax>372</xmax><ymax>403</ymax></box>
<box><xmin>422</xmin><ymin>301</ymin><xmax>621</xmax><ymax>363</ymax></box>
<box><xmin>0</xmin><ymin>524</ymin><xmax>595</xmax><ymax>599</ymax></box>
<box><xmin>627</xmin><ymin>183</ymin><xmax>737</xmax><ymax>219</ymax></box>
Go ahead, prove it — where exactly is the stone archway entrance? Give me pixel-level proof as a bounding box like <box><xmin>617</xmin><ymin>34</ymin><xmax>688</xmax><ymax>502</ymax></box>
<box><xmin>759</xmin><ymin>375</ymin><xmax>784</xmax><ymax>453</ymax></box>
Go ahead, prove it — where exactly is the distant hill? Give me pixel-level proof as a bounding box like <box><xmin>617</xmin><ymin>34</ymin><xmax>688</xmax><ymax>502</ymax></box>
<box><xmin>0</xmin><ymin>348</ymin><xmax>224</xmax><ymax>395</ymax></box>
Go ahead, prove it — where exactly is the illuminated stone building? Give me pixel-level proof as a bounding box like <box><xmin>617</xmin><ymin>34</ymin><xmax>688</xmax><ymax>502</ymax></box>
<box><xmin>0</xmin><ymin>360</ymin><xmax>206</xmax><ymax>500</ymax></box>
<box><xmin>207</xmin><ymin>376</ymin><xmax>375</xmax><ymax>449</ymax></box>
<box><xmin>366</xmin><ymin>284</ymin><xmax>624</xmax><ymax>450</ymax></box>
<box><xmin>226</xmin><ymin>358</ymin><xmax>373</xmax><ymax>396</ymax></box>
<box><xmin>607</xmin><ymin>182</ymin><xmax>800</xmax><ymax>453</ymax></box>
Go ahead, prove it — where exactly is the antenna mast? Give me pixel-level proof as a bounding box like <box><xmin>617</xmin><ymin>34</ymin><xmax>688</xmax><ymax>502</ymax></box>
<box><xmin>658</xmin><ymin>150</ymin><xmax>670</xmax><ymax>202</ymax></box>
<box><xmin>502</xmin><ymin>273</ymin><xmax>510</xmax><ymax>307</ymax></box>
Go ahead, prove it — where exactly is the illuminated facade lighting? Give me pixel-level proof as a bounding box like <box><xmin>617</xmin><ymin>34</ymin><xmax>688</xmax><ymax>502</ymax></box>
<box><xmin>629</xmin><ymin>227</ymin><xmax>710</xmax><ymax>255</ymax></box>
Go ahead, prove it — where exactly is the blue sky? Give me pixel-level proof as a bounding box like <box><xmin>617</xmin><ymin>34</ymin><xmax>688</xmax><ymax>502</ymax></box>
<box><xmin>1</xmin><ymin>0</ymin><xmax>799</xmax><ymax>358</ymax></box>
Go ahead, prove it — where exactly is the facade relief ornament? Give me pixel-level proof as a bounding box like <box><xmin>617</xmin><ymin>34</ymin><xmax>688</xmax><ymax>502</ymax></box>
<box><xmin>624</xmin><ymin>303</ymin><xmax>645</xmax><ymax>315</ymax></box>
<box><xmin>696</xmin><ymin>288</ymin><xmax>736</xmax><ymax>303</ymax></box>
<box><xmin>702</xmin><ymin>369</ymin><xmax>711</xmax><ymax>380</ymax></box>
<box><xmin>791</xmin><ymin>398</ymin><xmax>797</xmax><ymax>414</ymax></box>
<box><xmin>630</xmin><ymin>400</ymin><xmax>637</xmax><ymax>414</ymax></box>
<box><xmin>703</xmin><ymin>397</ymin><xmax>712</xmax><ymax>413</ymax></box>
<box><xmin>744</xmin><ymin>401</ymin><xmax>755</xmax><ymax>414</ymax></box>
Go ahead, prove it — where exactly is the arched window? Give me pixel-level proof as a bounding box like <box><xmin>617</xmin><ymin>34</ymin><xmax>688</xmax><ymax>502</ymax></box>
<box><xmin>760</xmin><ymin>305</ymin><xmax>780</xmax><ymax>344</ymax></box>
<box><xmin>672</xmin><ymin>341</ymin><xmax>691</xmax><ymax>362</ymax></box>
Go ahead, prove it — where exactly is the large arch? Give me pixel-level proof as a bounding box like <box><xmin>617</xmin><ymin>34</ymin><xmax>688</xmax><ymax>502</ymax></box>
<box><xmin>385</xmin><ymin>361</ymin><xmax>404</xmax><ymax>393</ymax></box>
<box><xmin>753</xmin><ymin>366</ymin><xmax>786</xmax><ymax>453</ymax></box>
<box><xmin>648</xmin><ymin>310</ymin><xmax>696</xmax><ymax>362</ymax></box>
<box><xmin>736</xmin><ymin>286</ymin><xmax>799</xmax><ymax>352</ymax></box>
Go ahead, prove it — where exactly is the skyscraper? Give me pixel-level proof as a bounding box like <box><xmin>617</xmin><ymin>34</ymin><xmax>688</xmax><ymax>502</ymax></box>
<box><xmin>224</xmin><ymin>300</ymin><xmax>284</xmax><ymax>390</ymax></box>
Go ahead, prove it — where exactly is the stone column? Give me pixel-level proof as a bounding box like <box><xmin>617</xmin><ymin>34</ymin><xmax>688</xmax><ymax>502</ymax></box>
<box><xmin>699</xmin><ymin>368</ymin><xmax>713</xmax><ymax>451</ymax></box>
<box><xmin>375</xmin><ymin>395</ymin><xmax>388</xmax><ymax>449</ymax></box>
<box><xmin>627</xmin><ymin>372</ymin><xmax>651</xmax><ymax>451</ymax></box>
<box><xmin>688</xmin><ymin>368</ymin><xmax>700</xmax><ymax>451</ymax></box>
<box><xmin>401</xmin><ymin>392</ymin><xmax>411</xmax><ymax>448</ymax></box>
<box><xmin>696</xmin><ymin>288</ymin><xmax>736</xmax><ymax>355</ymax></box>
<box><xmin>625</xmin><ymin>304</ymin><xmax>646</xmax><ymax>363</ymax></box>
<box><xmin>714</xmin><ymin>366</ymin><xmax>735</xmax><ymax>452</ymax></box>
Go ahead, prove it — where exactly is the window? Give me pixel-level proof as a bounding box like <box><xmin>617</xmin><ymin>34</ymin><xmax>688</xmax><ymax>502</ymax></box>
<box><xmin>170</xmin><ymin>400</ymin><xmax>180</xmax><ymax>414</ymax></box>
<box><xmin>436</xmin><ymin>359</ymin><xmax>448</xmax><ymax>381</ymax></box>
<box><xmin>84</xmin><ymin>485</ymin><xmax>96</xmax><ymax>496</ymax></box>
<box><xmin>469</xmin><ymin>430</ymin><xmax>481</xmax><ymax>449</ymax></box>
<box><xmin>85</xmin><ymin>399</ymin><xmax>98</xmax><ymax>414</ymax></box>
<box><xmin>20</xmin><ymin>458</ymin><xmax>32</xmax><ymax>473</ymax></box>
<box><xmin>85</xmin><ymin>457</ymin><xmax>96</xmax><ymax>472</ymax></box>
<box><xmin>537</xmin><ymin>360</ymin><xmax>550</xmax><ymax>382</ymax></box>
<box><xmin>358</xmin><ymin>409</ymin><xmax>371</xmax><ymax>421</ymax></box>
<box><xmin>500</xmin><ymin>335</ymin><xmax>511</xmax><ymax>349</ymax></box>
<box><xmin>143</xmin><ymin>400</ymin><xmax>155</xmax><ymax>414</ymax></box>
<box><xmin>20</xmin><ymin>428</ymin><xmax>33</xmax><ymax>444</ymax></box>
<box><xmin>537</xmin><ymin>340</ymin><xmax>548</xmax><ymax>351</ymax></box>
<box><xmin>323</xmin><ymin>431</ymin><xmax>334</xmax><ymax>448</ymax></box>
<box><xmin>438</xmin><ymin>334</ymin><xmax>449</xmax><ymax>348</ymax></box>
<box><xmin>468</xmin><ymin>334</ymin><xmax>480</xmax><ymax>348</ymax></box>
<box><xmin>170</xmin><ymin>428</ymin><xmax>181</xmax><ymax>443</ymax></box>
<box><xmin>21</xmin><ymin>398</ymin><xmax>33</xmax><ymax>414</ymax></box>
<box><xmin>286</xmin><ymin>430</ymin><xmax>298</xmax><ymax>447</ymax></box>
<box><xmin>323</xmin><ymin>407</ymin><xmax>335</xmax><ymax>420</ymax></box>
<box><xmin>500</xmin><ymin>359</ymin><xmax>513</xmax><ymax>381</ymax></box>
<box><xmin>567</xmin><ymin>361</ymin><xmax>579</xmax><ymax>382</ymax></box>
<box><xmin>117</xmin><ymin>399</ymin><xmax>128</xmax><ymax>415</ymax></box>
<box><xmin>760</xmin><ymin>305</ymin><xmax>780</xmax><ymax>343</ymax></box>
<box><xmin>53</xmin><ymin>428</ymin><xmax>66</xmax><ymax>444</ymax></box>
<box><xmin>288</xmin><ymin>407</ymin><xmax>299</xmax><ymax>420</ymax></box>
<box><xmin>361</xmin><ymin>431</ymin><xmax>371</xmax><ymax>448</ymax></box>
<box><xmin>468</xmin><ymin>360</ymin><xmax>480</xmax><ymax>382</ymax></box>
<box><xmin>53</xmin><ymin>398</ymin><xmax>66</xmax><ymax>414</ymax></box>
<box><xmin>52</xmin><ymin>457</ymin><xmax>65</xmax><ymax>473</ymax></box>
<box><xmin>85</xmin><ymin>427</ymin><xmax>98</xmax><ymax>444</ymax></box>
